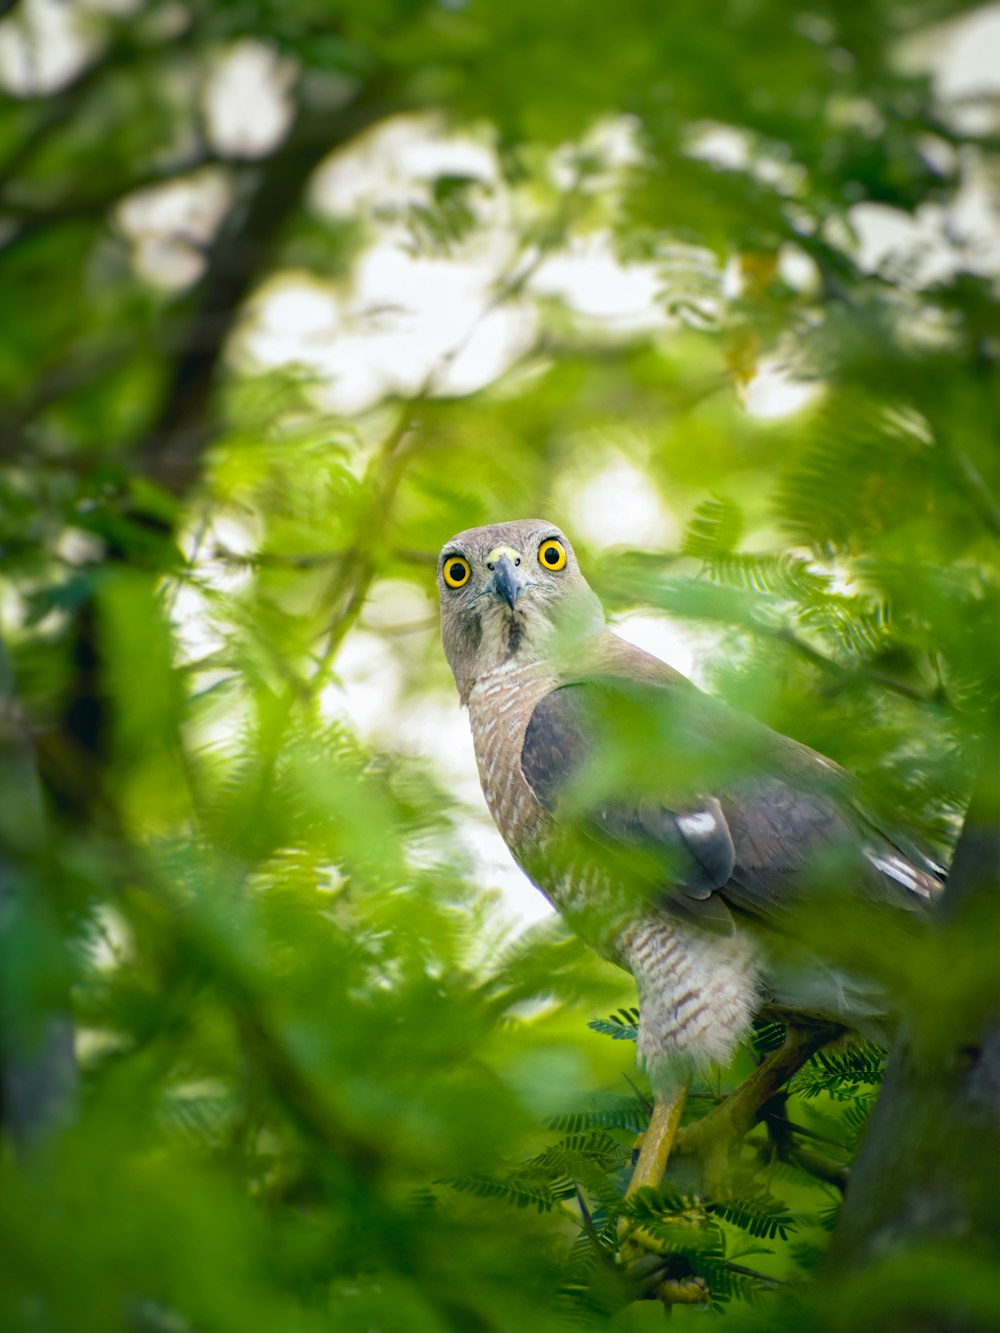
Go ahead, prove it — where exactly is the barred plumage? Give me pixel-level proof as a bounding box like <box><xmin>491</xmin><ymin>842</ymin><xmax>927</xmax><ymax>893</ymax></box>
<box><xmin>438</xmin><ymin>519</ymin><xmax>944</xmax><ymax>1094</ymax></box>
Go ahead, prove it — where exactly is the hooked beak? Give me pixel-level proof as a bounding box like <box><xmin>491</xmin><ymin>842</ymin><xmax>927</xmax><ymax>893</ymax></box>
<box><xmin>490</xmin><ymin>553</ymin><xmax>523</xmax><ymax>611</ymax></box>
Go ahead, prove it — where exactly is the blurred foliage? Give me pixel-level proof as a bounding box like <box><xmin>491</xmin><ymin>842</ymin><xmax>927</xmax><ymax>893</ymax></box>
<box><xmin>1</xmin><ymin>0</ymin><xmax>999</xmax><ymax>1329</ymax></box>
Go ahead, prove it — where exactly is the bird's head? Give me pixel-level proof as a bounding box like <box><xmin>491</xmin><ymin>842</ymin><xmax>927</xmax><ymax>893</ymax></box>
<box><xmin>437</xmin><ymin>519</ymin><xmax>604</xmax><ymax>700</ymax></box>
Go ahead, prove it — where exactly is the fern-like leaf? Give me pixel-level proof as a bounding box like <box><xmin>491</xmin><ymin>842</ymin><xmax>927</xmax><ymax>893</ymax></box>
<box><xmin>587</xmin><ymin>1008</ymin><xmax>640</xmax><ymax>1042</ymax></box>
<box><xmin>437</xmin><ymin>1171</ymin><xmax>574</xmax><ymax>1213</ymax></box>
<box><xmin>707</xmin><ymin>1188</ymin><xmax>797</xmax><ymax>1241</ymax></box>
<box><xmin>751</xmin><ymin>1020</ymin><xmax>787</xmax><ymax>1055</ymax></box>
<box><xmin>683</xmin><ymin>496</ymin><xmax>745</xmax><ymax>560</ymax></box>
<box><xmin>547</xmin><ymin>1096</ymin><xmax>648</xmax><ymax>1135</ymax></box>
<box><xmin>791</xmin><ymin>1043</ymin><xmax>887</xmax><ymax>1101</ymax></box>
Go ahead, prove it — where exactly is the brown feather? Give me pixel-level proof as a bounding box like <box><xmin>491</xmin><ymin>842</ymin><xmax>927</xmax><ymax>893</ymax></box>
<box><xmin>437</xmin><ymin>519</ymin><xmax>945</xmax><ymax>1086</ymax></box>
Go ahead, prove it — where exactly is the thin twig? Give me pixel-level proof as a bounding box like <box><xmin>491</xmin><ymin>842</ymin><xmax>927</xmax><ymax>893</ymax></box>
<box><xmin>723</xmin><ymin>1260</ymin><xmax>785</xmax><ymax>1285</ymax></box>
<box><xmin>622</xmin><ymin>1071</ymin><xmax>654</xmax><ymax>1117</ymax></box>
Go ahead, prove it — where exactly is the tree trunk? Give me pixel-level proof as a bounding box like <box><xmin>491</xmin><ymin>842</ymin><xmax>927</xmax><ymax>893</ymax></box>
<box><xmin>0</xmin><ymin>639</ymin><xmax>77</xmax><ymax>1147</ymax></box>
<box><xmin>831</xmin><ymin>711</ymin><xmax>1000</xmax><ymax>1286</ymax></box>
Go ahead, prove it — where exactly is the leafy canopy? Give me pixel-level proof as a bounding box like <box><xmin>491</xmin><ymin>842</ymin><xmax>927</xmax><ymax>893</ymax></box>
<box><xmin>1</xmin><ymin>0</ymin><xmax>998</xmax><ymax>1329</ymax></box>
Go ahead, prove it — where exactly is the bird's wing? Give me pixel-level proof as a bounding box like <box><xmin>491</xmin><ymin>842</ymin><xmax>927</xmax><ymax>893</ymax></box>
<box><xmin>520</xmin><ymin>672</ymin><xmax>943</xmax><ymax>927</ymax></box>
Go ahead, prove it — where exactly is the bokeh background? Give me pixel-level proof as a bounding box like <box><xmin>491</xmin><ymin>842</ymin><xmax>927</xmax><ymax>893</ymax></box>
<box><xmin>1</xmin><ymin>1</ymin><xmax>999</xmax><ymax>1329</ymax></box>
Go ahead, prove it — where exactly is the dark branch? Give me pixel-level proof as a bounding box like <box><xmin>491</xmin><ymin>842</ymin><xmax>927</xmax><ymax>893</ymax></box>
<box><xmin>0</xmin><ymin>636</ymin><xmax>77</xmax><ymax>1148</ymax></box>
<box><xmin>830</xmin><ymin>704</ymin><xmax>1000</xmax><ymax>1264</ymax></box>
<box><xmin>136</xmin><ymin>79</ymin><xmax>402</xmax><ymax>496</ymax></box>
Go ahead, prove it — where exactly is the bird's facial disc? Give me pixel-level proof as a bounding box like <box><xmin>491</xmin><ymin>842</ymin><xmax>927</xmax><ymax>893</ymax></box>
<box><xmin>438</xmin><ymin>522</ymin><xmax>605</xmax><ymax>695</ymax></box>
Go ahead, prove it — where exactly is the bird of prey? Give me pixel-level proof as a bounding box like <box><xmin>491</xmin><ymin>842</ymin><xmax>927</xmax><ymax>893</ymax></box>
<box><xmin>437</xmin><ymin>518</ymin><xmax>944</xmax><ymax>1205</ymax></box>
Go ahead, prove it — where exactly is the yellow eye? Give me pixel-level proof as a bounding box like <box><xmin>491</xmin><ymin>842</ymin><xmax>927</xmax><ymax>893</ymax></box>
<box><xmin>538</xmin><ymin>538</ymin><xmax>567</xmax><ymax>571</ymax></box>
<box><xmin>443</xmin><ymin>555</ymin><xmax>471</xmax><ymax>588</ymax></box>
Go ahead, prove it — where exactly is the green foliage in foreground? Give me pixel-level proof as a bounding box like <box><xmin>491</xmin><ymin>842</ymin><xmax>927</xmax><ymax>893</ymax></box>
<box><xmin>2</xmin><ymin>0</ymin><xmax>1000</xmax><ymax>1329</ymax></box>
<box><xmin>441</xmin><ymin>1021</ymin><xmax>887</xmax><ymax>1322</ymax></box>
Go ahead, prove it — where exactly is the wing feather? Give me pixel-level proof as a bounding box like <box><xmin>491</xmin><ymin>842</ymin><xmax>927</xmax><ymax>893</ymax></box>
<box><xmin>520</xmin><ymin>674</ymin><xmax>943</xmax><ymax>926</ymax></box>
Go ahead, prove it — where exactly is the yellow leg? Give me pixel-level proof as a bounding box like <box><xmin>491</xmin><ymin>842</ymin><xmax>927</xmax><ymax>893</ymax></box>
<box><xmin>625</xmin><ymin>1087</ymin><xmax>688</xmax><ymax>1199</ymax></box>
<box><xmin>618</xmin><ymin>1027</ymin><xmax>842</xmax><ymax>1305</ymax></box>
<box><xmin>619</xmin><ymin>1088</ymin><xmax>710</xmax><ymax>1305</ymax></box>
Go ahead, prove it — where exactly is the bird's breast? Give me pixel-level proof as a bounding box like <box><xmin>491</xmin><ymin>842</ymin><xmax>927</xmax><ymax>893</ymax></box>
<box><xmin>466</xmin><ymin>664</ymin><xmax>633</xmax><ymax>935</ymax></box>
<box><xmin>467</xmin><ymin>663</ymin><xmax>556</xmax><ymax>855</ymax></box>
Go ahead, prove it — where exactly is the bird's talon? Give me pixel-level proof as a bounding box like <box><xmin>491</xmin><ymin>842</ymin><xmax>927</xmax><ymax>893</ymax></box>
<box><xmin>650</xmin><ymin>1274</ymin><xmax>711</xmax><ymax>1306</ymax></box>
<box><xmin>621</xmin><ymin>1249</ymin><xmax>712</xmax><ymax>1306</ymax></box>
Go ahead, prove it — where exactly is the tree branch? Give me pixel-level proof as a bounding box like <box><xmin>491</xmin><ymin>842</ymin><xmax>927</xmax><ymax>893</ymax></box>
<box><xmin>135</xmin><ymin>79</ymin><xmax>402</xmax><ymax>495</ymax></box>
<box><xmin>829</xmin><ymin>704</ymin><xmax>1000</xmax><ymax>1264</ymax></box>
<box><xmin>0</xmin><ymin>635</ymin><xmax>77</xmax><ymax>1148</ymax></box>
